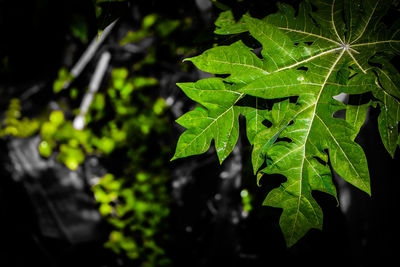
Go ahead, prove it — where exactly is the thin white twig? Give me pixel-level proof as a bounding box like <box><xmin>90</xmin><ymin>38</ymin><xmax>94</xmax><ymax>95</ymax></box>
<box><xmin>63</xmin><ymin>19</ymin><xmax>118</xmax><ymax>90</ymax></box>
<box><xmin>73</xmin><ymin>51</ymin><xmax>111</xmax><ymax>130</ymax></box>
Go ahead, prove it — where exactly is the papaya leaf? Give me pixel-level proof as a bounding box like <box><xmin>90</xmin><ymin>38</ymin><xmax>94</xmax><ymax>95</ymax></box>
<box><xmin>172</xmin><ymin>78</ymin><xmax>243</xmax><ymax>163</ymax></box>
<box><xmin>370</xmin><ymin>57</ymin><xmax>400</xmax><ymax>157</ymax></box>
<box><xmin>346</xmin><ymin>95</ymin><xmax>374</xmax><ymax>141</ymax></box>
<box><xmin>173</xmin><ymin>0</ymin><xmax>400</xmax><ymax>247</ymax></box>
<box><xmin>214</xmin><ymin>10</ymin><xmax>247</xmax><ymax>35</ymax></box>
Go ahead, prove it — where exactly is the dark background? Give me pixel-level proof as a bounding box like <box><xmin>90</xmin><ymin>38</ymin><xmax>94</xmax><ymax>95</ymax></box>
<box><xmin>0</xmin><ymin>0</ymin><xmax>399</xmax><ymax>266</ymax></box>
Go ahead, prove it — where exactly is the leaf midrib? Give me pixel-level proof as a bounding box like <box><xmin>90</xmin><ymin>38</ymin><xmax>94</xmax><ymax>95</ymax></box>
<box><xmin>288</xmin><ymin>48</ymin><xmax>345</xmax><ymax>245</ymax></box>
<box><xmin>207</xmin><ymin>58</ymin><xmax>269</xmax><ymax>74</ymax></box>
<box><xmin>277</xmin><ymin>27</ymin><xmax>341</xmax><ymax>45</ymax></box>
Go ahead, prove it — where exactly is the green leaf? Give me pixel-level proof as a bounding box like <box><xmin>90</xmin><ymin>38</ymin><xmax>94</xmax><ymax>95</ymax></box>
<box><xmin>173</xmin><ymin>0</ymin><xmax>400</xmax><ymax>246</ymax></box>
<box><xmin>346</xmin><ymin>95</ymin><xmax>373</xmax><ymax>140</ymax></box>
<box><xmin>241</xmin><ymin>98</ymin><xmax>294</xmax><ymax>175</ymax></box>
<box><xmin>186</xmin><ymin>40</ymin><xmax>267</xmax><ymax>84</ymax></box>
<box><xmin>172</xmin><ymin>78</ymin><xmax>243</xmax><ymax>163</ymax></box>
<box><xmin>370</xmin><ymin>57</ymin><xmax>400</xmax><ymax>157</ymax></box>
<box><xmin>214</xmin><ymin>10</ymin><xmax>247</xmax><ymax>35</ymax></box>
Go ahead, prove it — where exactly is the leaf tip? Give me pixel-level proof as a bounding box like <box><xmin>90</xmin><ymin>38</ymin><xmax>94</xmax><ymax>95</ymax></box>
<box><xmin>182</xmin><ymin>57</ymin><xmax>194</xmax><ymax>63</ymax></box>
<box><xmin>256</xmin><ymin>172</ymin><xmax>263</xmax><ymax>186</ymax></box>
<box><xmin>361</xmin><ymin>183</ymin><xmax>372</xmax><ymax>196</ymax></box>
<box><xmin>285</xmin><ymin>239</ymin><xmax>296</xmax><ymax>248</ymax></box>
<box><xmin>170</xmin><ymin>151</ymin><xmax>182</xmax><ymax>162</ymax></box>
<box><xmin>366</xmin><ymin>187</ymin><xmax>372</xmax><ymax>197</ymax></box>
<box><xmin>217</xmin><ymin>151</ymin><xmax>228</xmax><ymax>165</ymax></box>
<box><xmin>175</xmin><ymin>82</ymin><xmax>185</xmax><ymax>89</ymax></box>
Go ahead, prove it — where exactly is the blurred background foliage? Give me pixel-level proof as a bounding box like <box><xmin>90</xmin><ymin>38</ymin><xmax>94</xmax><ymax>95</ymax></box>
<box><xmin>0</xmin><ymin>98</ymin><xmax>40</xmax><ymax>138</ymax></box>
<box><xmin>0</xmin><ymin>0</ymin><xmax>208</xmax><ymax>266</ymax></box>
<box><xmin>1</xmin><ymin>2</ymin><xmax>184</xmax><ymax>264</ymax></box>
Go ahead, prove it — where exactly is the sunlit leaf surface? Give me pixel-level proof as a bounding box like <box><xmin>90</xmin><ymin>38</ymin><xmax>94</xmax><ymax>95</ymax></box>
<box><xmin>173</xmin><ymin>0</ymin><xmax>400</xmax><ymax>246</ymax></box>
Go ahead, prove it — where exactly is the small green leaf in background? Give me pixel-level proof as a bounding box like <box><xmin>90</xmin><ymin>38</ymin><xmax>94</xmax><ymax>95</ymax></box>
<box><xmin>240</xmin><ymin>189</ymin><xmax>252</xmax><ymax>213</ymax></box>
<box><xmin>57</xmin><ymin>144</ymin><xmax>85</xmax><ymax>170</ymax></box>
<box><xmin>70</xmin><ymin>14</ymin><xmax>88</xmax><ymax>44</ymax></box>
<box><xmin>153</xmin><ymin>97</ymin><xmax>167</xmax><ymax>115</ymax></box>
<box><xmin>49</xmin><ymin>110</ymin><xmax>65</xmax><ymax>126</ymax></box>
<box><xmin>39</xmin><ymin>141</ymin><xmax>52</xmax><ymax>158</ymax></box>
<box><xmin>53</xmin><ymin>67</ymin><xmax>73</xmax><ymax>93</ymax></box>
<box><xmin>0</xmin><ymin>98</ymin><xmax>40</xmax><ymax>138</ymax></box>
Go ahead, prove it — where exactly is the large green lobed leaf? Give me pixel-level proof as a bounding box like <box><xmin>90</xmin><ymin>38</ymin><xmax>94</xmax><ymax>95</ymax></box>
<box><xmin>172</xmin><ymin>0</ymin><xmax>400</xmax><ymax>246</ymax></box>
